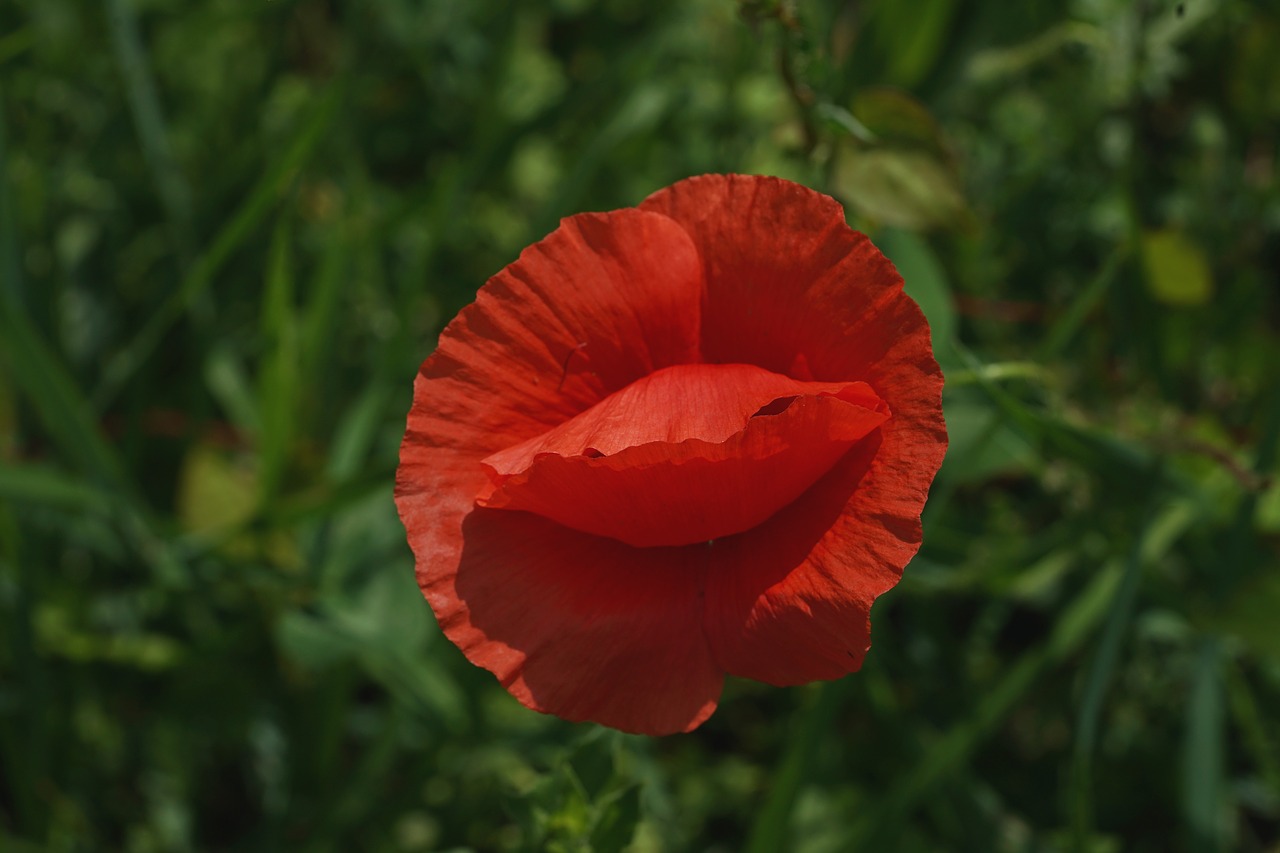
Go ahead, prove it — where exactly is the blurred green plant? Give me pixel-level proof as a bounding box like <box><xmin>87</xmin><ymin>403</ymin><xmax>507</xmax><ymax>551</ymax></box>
<box><xmin>1</xmin><ymin>0</ymin><xmax>1277</xmax><ymax>850</ymax></box>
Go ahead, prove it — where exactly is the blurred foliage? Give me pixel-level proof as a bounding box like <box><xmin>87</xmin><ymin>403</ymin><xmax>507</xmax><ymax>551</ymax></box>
<box><xmin>2</xmin><ymin>0</ymin><xmax>1278</xmax><ymax>850</ymax></box>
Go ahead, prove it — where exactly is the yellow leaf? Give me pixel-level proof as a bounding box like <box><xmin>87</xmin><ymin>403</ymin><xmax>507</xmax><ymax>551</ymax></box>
<box><xmin>1141</xmin><ymin>228</ymin><xmax>1213</xmax><ymax>307</ymax></box>
<box><xmin>177</xmin><ymin>443</ymin><xmax>258</xmax><ymax>535</ymax></box>
<box><xmin>175</xmin><ymin>443</ymin><xmax>299</xmax><ymax>567</ymax></box>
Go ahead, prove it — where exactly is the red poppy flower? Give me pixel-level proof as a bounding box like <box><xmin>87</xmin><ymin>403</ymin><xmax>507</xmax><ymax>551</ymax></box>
<box><xmin>395</xmin><ymin>174</ymin><xmax>946</xmax><ymax>735</ymax></box>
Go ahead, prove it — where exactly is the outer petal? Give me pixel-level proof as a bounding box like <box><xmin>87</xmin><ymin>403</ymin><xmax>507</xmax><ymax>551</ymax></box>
<box><xmin>641</xmin><ymin>175</ymin><xmax>947</xmax><ymax>684</ymax></box>
<box><xmin>405</xmin><ymin>208</ymin><xmax>704</xmax><ymax>460</ymax></box>
<box><xmin>450</xmin><ymin>509</ymin><xmax>720</xmax><ymax>735</ymax></box>
<box><xmin>395</xmin><ymin>209</ymin><xmax>707</xmax><ymax>731</ymax></box>
<box><xmin>640</xmin><ymin>174</ymin><xmax>923</xmax><ymax>382</ymax></box>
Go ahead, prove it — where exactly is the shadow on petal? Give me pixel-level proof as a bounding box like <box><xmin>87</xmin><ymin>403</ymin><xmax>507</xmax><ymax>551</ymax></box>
<box><xmin>704</xmin><ymin>432</ymin><xmax>888</xmax><ymax>686</ymax></box>
<box><xmin>452</xmin><ymin>508</ymin><xmax>723</xmax><ymax>736</ymax></box>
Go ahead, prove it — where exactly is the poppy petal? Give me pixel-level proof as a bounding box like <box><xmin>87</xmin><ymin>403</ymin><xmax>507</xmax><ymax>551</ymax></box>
<box><xmin>639</xmin><ymin>174</ymin><xmax>931</xmax><ymax>383</ymax></box>
<box><xmin>397</xmin><ymin>208</ymin><xmax>708</xmax><ymax>730</ymax></box>
<box><xmin>404</xmin><ymin>208</ymin><xmax>705</xmax><ymax>462</ymax></box>
<box><xmin>641</xmin><ymin>175</ymin><xmax>946</xmax><ymax>684</ymax></box>
<box><xmin>701</xmin><ymin>436</ymin><xmax>890</xmax><ymax>684</ymax></box>
<box><xmin>449</xmin><ymin>509</ymin><xmax>721</xmax><ymax>735</ymax></box>
<box><xmin>481</xmin><ymin>363</ymin><xmax>881</xmax><ymax>467</ymax></box>
<box><xmin>477</xmin><ymin>363</ymin><xmax>889</xmax><ymax>546</ymax></box>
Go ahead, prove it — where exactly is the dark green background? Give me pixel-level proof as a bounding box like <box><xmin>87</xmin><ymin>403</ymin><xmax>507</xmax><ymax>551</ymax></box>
<box><xmin>2</xmin><ymin>0</ymin><xmax>1278</xmax><ymax>849</ymax></box>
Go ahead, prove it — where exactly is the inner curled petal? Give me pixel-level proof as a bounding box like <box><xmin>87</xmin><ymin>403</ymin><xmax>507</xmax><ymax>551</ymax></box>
<box><xmin>476</xmin><ymin>363</ymin><xmax>889</xmax><ymax>547</ymax></box>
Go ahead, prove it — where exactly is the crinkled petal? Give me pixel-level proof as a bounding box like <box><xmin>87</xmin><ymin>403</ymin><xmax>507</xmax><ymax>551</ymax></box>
<box><xmin>477</xmin><ymin>363</ymin><xmax>888</xmax><ymax>546</ymax></box>
<box><xmin>481</xmin><ymin>363</ymin><xmax>879</xmax><ymax>468</ymax></box>
<box><xmin>640</xmin><ymin>174</ymin><xmax>930</xmax><ymax>384</ymax></box>
<box><xmin>641</xmin><ymin>175</ymin><xmax>947</xmax><ymax>683</ymax></box>
<box><xmin>404</xmin><ymin>208</ymin><xmax>705</xmax><ymax>461</ymax></box>
<box><xmin>396</xmin><ymin>208</ymin><xmax>707</xmax><ymax>728</ymax></box>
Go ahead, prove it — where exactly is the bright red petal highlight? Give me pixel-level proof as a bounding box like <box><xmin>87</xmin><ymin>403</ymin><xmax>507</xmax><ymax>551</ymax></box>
<box><xmin>477</xmin><ymin>363</ymin><xmax>888</xmax><ymax>546</ymax></box>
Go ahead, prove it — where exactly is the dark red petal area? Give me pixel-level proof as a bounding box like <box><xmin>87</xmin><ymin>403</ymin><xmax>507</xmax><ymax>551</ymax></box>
<box><xmin>396</xmin><ymin>209</ymin><xmax>709</xmax><ymax>732</ymax></box>
<box><xmin>477</xmin><ymin>363</ymin><xmax>888</xmax><ymax>547</ymax></box>
<box><xmin>641</xmin><ymin>175</ymin><xmax>947</xmax><ymax>685</ymax></box>
<box><xmin>701</xmin><ymin>435</ymin><xmax>892</xmax><ymax>685</ymax></box>
<box><xmin>448</xmin><ymin>510</ymin><xmax>720</xmax><ymax>735</ymax></box>
<box><xmin>641</xmin><ymin>174</ymin><xmax>910</xmax><ymax>381</ymax></box>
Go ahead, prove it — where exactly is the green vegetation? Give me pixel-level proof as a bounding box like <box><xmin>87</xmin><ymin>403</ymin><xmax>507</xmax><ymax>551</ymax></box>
<box><xmin>2</xmin><ymin>0</ymin><xmax>1278</xmax><ymax>849</ymax></box>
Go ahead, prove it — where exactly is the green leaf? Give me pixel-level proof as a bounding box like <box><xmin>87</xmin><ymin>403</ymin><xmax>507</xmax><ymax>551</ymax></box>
<box><xmin>1198</xmin><ymin>570</ymin><xmax>1280</xmax><ymax>664</ymax></box>
<box><xmin>1257</xmin><ymin>476</ymin><xmax>1280</xmax><ymax>533</ymax></box>
<box><xmin>1182</xmin><ymin>639</ymin><xmax>1228</xmax><ymax>853</ymax></box>
<box><xmin>283</xmin><ymin>568</ymin><xmax>468</xmax><ymax>730</ymax></box>
<box><xmin>1229</xmin><ymin>16</ymin><xmax>1280</xmax><ymax>122</ymax></box>
<box><xmin>36</xmin><ymin>604</ymin><xmax>183</xmax><ymax>670</ymax></box>
<box><xmin>590</xmin><ymin>784</ymin><xmax>641</xmax><ymax>852</ymax></box>
<box><xmin>747</xmin><ymin>681</ymin><xmax>851</xmax><ymax>853</ymax></box>
<box><xmin>277</xmin><ymin>610</ymin><xmax>355</xmax><ymax>670</ymax></box>
<box><xmin>868</xmin><ymin>0</ymin><xmax>959</xmax><ymax>89</ymax></box>
<box><xmin>106</xmin><ymin>0</ymin><xmax>193</xmax><ymax>262</ymax></box>
<box><xmin>875</xmin><ymin>228</ymin><xmax>958</xmax><ymax>351</ymax></box>
<box><xmin>850</xmin><ymin>87</ymin><xmax>947</xmax><ymax>153</ymax></box>
<box><xmin>0</xmin><ymin>301</ymin><xmax>133</xmax><ymax>495</ymax></box>
<box><xmin>967</xmin><ymin>22</ymin><xmax>1107</xmax><ymax>83</ymax></box>
<box><xmin>0</xmin><ymin>462</ymin><xmax>113</xmax><ymax>514</ymax></box>
<box><xmin>300</xmin><ymin>224</ymin><xmax>348</xmax><ymax>388</ymax></box>
<box><xmin>204</xmin><ymin>343</ymin><xmax>262</xmax><ymax>438</ymax></box>
<box><xmin>937</xmin><ymin>400</ymin><xmax>1038</xmax><ymax>484</ymax></box>
<box><xmin>1224</xmin><ymin>660</ymin><xmax>1280</xmax><ymax>803</ymax></box>
<box><xmin>1041</xmin><ymin>242</ymin><xmax>1128</xmax><ymax>359</ymax></box>
<box><xmin>1070</xmin><ymin>495</ymin><xmax>1169</xmax><ymax>844</ymax></box>
<box><xmin>836</xmin><ymin>148</ymin><xmax>967</xmax><ymax>232</ymax></box>
<box><xmin>327</xmin><ymin>383</ymin><xmax>391</xmax><ymax>483</ymax></box>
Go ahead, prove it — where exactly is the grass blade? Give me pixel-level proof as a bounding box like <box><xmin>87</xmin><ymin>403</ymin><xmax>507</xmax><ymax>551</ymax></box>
<box><xmin>1183</xmin><ymin>638</ymin><xmax>1227</xmax><ymax>853</ymax></box>
<box><xmin>1224</xmin><ymin>659</ymin><xmax>1280</xmax><ymax>801</ymax></box>
<box><xmin>258</xmin><ymin>216</ymin><xmax>299</xmax><ymax>502</ymax></box>
<box><xmin>1069</xmin><ymin>491</ymin><xmax>1161</xmax><ymax>846</ymax></box>
<box><xmin>1040</xmin><ymin>242</ymin><xmax>1128</xmax><ymax>360</ymax></box>
<box><xmin>0</xmin><ymin>462</ymin><xmax>114</xmax><ymax>513</ymax></box>
<box><xmin>844</xmin><ymin>560</ymin><xmax>1124</xmax><ymax>848</ymax></box>
<box><xmin>0</xmin><ymin>298</ymin><xmax>133</xmax><ymax>494</ymax></box>
<box><xmin>0</xmin><ymin>84</ymin><xmax>22</xmax><ymax>308</ymax></box>
<box><xmin>745</xmin><ymin>680</ymin><xmax>851</xmax><ymax>853</ymax></box>
<box><xmin>94</xmin><ymin>83</ymin><xmax>342</xmax><ymax>410</ymax></box>
<box><xmin>105</xmin><ymin>0</ymin><xmax>194</xmax><ymax>263</ymax></box>
<box><xmin>0</xmin><ymin>510</ymin><xmax>44</xmax><ymax>836</ymax></box>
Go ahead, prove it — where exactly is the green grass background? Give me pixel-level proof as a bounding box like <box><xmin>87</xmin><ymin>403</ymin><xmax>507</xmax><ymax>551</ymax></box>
<box><xmin>2</xmin><ymin>0</ymin><xmax>1279</xmax><ymax>850</ymax></box>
